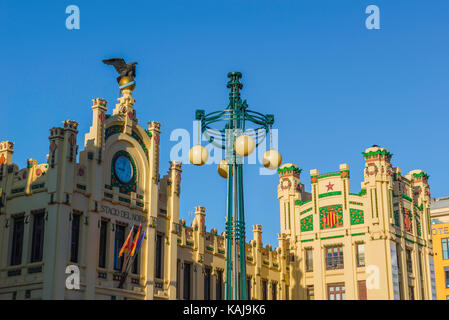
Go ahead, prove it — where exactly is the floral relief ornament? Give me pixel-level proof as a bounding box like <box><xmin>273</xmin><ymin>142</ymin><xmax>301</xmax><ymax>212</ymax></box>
<box><xmin>414</xmin><ymin>187</ymin><xmax>422</xmax><ymax>196</ymax></box>
<box><xmin>154</xmin><ymin>134</ymin><xmax>160</xmax><ymax>145</ymax></box>
<box><xmin>280</xmin><ymin>178</ymin><xmax>291</xmax><ymax>190</ymax></box>
<box><xmin>174</xmin><ymin>173</ymin><xmax>181</xmax><ymax>195</ymax></box>
<box><xmin>365</xmin><ymin>164</ymin><xmax>378</xmax><ymax>176</ymax></box>
<box><xmin>386</xmin><ymin>166</ymin><xmax>394</xmax><ymax>176</ymax></box>
<box><xmin>98</xmin><ymin>112</ymin><xmax>106</xmax><ymax>123</ymax></box>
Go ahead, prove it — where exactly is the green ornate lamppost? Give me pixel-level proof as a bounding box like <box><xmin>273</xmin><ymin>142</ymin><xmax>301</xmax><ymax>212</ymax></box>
<box><xmin>189</xmin><ymin>72</ymin><xmax>282</xmax><ymax>300</ymax></box>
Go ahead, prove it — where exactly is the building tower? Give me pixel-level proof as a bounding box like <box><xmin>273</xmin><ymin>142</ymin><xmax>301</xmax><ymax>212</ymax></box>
<box><xmin>277</xmin><ymin>163</ymin><xmax>308</xmax><ymax>243</ymax></box>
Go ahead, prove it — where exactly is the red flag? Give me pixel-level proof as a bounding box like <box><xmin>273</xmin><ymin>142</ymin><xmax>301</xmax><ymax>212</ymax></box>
<box><xmin>118</xmin><ymin>226</ymin><xmax>134</xmax><ymax>258</ymax></box>
<box><xmin>127</xmin><ymin>225</ymin><xmax>141</xmax><ymax>259</ymax></box>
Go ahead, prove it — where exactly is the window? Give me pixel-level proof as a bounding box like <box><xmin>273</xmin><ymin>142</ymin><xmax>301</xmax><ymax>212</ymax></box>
<box><xmin>155</xmin><ymin>234</ymin><xmax>163</xmax><ymax>279</ymax></box>
<box><xmin>418</xmin><ymin>251</ymin><xmax>423</xmax><ymax>277</ymax></box>
<box><xmin>406</xmin><ymin>249</ymin><xmax>413</xmax><ymax>274</ymax></box>
<box><xmin>183</xmin><ymin>263</ymin><xmax>191</xmax><ymax>300</ymax></box>
<box><xmin>305</xmin><ymin>248</ymin><xmax>313</xmax><ymax>272</ymax></box>
<box><xmin>247</xmin><ymin>278</ymin><xmax>251</xmax><ymax>300</ymax></box>
<box><xmin>113</xmin><ymin>224</ymin><xmax>125</xmax><ymax>271</ymax></box>
<box><xmin>10</xmin><ymin>216</ymin><xmax>24</xmax><ymax>266</ymax></box>
<box><xmin>216</xmin><ymin>270</ymin><xmax>223</xmax><ymax>300</ymax></box>
<box><xmin>325</xmin><ymin>245</ymin><xmax>344</xmax><ymax>270</ymax></box>
<box><xmin>445</xmin><ymin>267</ymin><xmax>449</xmax><ymax>289</ymax></box>
<box><xmin>442</xmin><ymin>238</ymin><xmax>449</xmax><ymax>260</ymax></box>
<box><xmin>204</xmin><ymin>267</ymin><xmax>211</xmax><ymax>300</ymax></box>
<box><xmin>408</xmin><ymin>286</ymin><xmax>415</xmax><ymax>300</ymax></box>
<box><xmin>396</xmin><ymin>245</ymin><xmax>403</xmax><ymax>300</ymax></box>
<box><xmin>327</xmin><ymin>283</ymin><xmax>346</xmax><ymax>300</ymax></box>
<box><xmin>358</xmin><ymin>280</ymin><xmax>367</xmax><ymax>300</ymax></box>
<box><xmin>356</xmin><ymin>243</ymin><xmax>365</xmax><ymax>267</ymax></box>
<box><xmin>396</xmin><ymin>245</ymin><xmax>402</xmax><ymax>274</ymax></box>
<box><xmin>98</xmin><ymin>220</ymin><xmax>108</xmax><ymax>268</ymax></box>
<box><xmin>30</xmin><ymin>211</ymin><xmax>45</xmax><ymax>263</ymax></box>
<box><xmin>418</xmin><ymin>251</ymin><xmax>425</xmax><ymax>299</ymax></box>
<box><xmin>262</xmin><ymin>279</ymin><xmax>268</xmax><ymax>300</ymax></box>
<box><xmin>70</xmin><ymin>214</ymin><xmax>81</xmax><ymax>263</ymax></box>
<box><xmin>306</xmin><ymin>286</ymin><xmax>314</xmax><ymax>300</ymax></box>
<box><xmin>272</xmin><ymin>282</ymin><xmax>277</xmax><ymax>300</ymax></box>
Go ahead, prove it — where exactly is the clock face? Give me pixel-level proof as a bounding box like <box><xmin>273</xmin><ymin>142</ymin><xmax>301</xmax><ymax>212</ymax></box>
<box><xmin>114</xmin><ymin>155</ymin><xmax>134</xmax><ymax>184</ymax></box>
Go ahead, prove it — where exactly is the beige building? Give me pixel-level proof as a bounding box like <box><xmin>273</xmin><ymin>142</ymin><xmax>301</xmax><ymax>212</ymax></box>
<box><xmin>277</xmin><ymin>145</ymin><xmax>436</xmax><ymax>300</ymax></box>
<box><xmin>0</xmin><ymin>86</ymin><xmax>287</xmax><ymax>300</ymax></box>
<box><xmin>0</xmin><ymin>83</ymin><xmax>437</xmax><ymax>300</ymax></box>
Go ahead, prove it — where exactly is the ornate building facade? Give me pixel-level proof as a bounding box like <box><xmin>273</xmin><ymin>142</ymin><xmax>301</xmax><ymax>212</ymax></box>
<box><xmin>277</xmin><ymin>146</ymin><xmax>436</xmax><ymax>300</ymax></box>
<box><xmin>0</xmin><ymin>87</ymin><xmax>287</xmax><ymax>300</ymax></box>
<box><xmin>0</xmin><ymin>83</ymin><xmax>437</xmax><ymax>300</ymax></box>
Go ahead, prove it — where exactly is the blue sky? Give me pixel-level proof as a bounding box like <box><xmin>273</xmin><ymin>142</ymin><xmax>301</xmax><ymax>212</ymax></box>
<box><xmin>1</xmin><ymin>1</ymin><xmax>449</xmax><ymax>246</ymax></box>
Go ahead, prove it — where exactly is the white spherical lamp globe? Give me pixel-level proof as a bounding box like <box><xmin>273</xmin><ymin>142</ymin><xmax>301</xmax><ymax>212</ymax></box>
<box><xmin>217</xmin><ymin>160</ymin><xmax>228</xmax><ymax>178</ymax></box>
<box><xmin>234</xmin><ymin>135</ymin><xmax>255</xmax><ymax>156</ymax></box>
<box><xmin>189</xmin><ymin>145</ymin><xmax>209</xmax><ymax>166</ymax></box>
<box><xmin>262</xmin><ymin>149</ymin><xmax>282</xmax><ymax>170</ymax></box>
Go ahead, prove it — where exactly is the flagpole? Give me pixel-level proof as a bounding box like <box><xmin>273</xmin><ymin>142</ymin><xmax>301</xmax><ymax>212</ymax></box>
<box><xmin>118</xmin><ymin>245</ymin><xmax>140</xmax><ymax>288</ymax></box>
<box><xmin>118</xmin><ymin>256</ymin><xmax>135</xmax><ymax>288</ymax></box>
<box><xmin>118</xmin><ymin>229</ymin><xmax>145</xmax><ymax>289</ymax></box>
<box><xmin>118</xmin><ymin>254</ymin><xmax>133</xmax><ymax>288</ymax></box>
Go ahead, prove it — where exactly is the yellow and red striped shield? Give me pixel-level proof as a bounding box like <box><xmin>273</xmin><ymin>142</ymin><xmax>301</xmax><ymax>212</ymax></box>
<box><xmin>326</xmin><ymin>207</ymin><xmax>338</xmax><ymax>228</ymax></box>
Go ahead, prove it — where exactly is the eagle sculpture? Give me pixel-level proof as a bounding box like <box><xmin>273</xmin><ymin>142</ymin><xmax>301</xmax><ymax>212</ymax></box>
<box><xmin>102</xmin><ymin>58</ymin><xmax>138</xmax><ymax>84</ymax></box>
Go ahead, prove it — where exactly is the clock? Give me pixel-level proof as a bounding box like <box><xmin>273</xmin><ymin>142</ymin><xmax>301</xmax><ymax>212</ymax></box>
<box><xmin>113</xmin><ymin>155</ymin><xmax>134</xmax><ymax>184</ymax></box>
